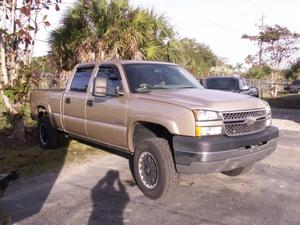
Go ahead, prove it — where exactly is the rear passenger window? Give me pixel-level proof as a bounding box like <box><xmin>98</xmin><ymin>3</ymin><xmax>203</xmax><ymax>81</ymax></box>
<box><xmin>70</xmin><ymin>67</ymin><xmax>94</xmax><ymax>92</ymax></box>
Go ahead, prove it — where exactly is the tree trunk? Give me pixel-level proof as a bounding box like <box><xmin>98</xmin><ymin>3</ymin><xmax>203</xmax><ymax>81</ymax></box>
<box><xmin>0</xmin><ymin>91</ymin><xmax>18</xmax><ymax>114</ymax></box>
<box><xmin>0</xmin><ymin>91</ymin><xmax>25</xmax><ymax>143</ymax></box>
<box><xmin>270</xmin><ymin>70</ymin><xmax>275</xmax><ymax>97</ymax></box>
<box><xmin>274</xmin><ymin>71</ymin><xmax>279</xmax><ymax>97</ymax></box>
<box><xmin>0</xmin><ymin>0</ymin><xmax>9</xmax><ymax>85</ymax></box>
<box><xmin>8</xmin><ymin>115</ymin><xmax>25</xmax><ymax>144</ymax></box>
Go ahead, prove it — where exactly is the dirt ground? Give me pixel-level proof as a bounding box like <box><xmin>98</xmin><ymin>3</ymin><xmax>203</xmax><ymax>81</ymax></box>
<box><xmin>1</xmin><ymin>126</ymin><xmax>299</xmax><ymax>225</ymax></box>
<box><xmin>0</xmin><ymin>108</ymin><xmax>299</xmax><ymax>225</ymax></box>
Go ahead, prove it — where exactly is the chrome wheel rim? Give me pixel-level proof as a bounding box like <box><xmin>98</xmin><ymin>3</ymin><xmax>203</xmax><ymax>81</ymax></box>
<box><xmin>138</xmin><ymin>151</ymin><xmax>158</xmax><ymax>189</ymax></box>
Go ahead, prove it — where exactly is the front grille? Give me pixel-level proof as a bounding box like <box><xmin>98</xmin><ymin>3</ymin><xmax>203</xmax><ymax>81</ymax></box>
<box><xmin>222</xmin><ymin>110</ymin><xmax>267</xmax><ymax>136</ymax></box>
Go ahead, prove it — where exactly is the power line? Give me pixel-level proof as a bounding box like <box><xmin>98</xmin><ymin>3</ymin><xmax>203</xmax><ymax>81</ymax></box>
<box><xmin>35</xmin><ymin>39</ymin><xmax>48</xmax><ymax>43</ymax></box>
<box><xmin>163</xmin><ymin>0</ymin><xmax>242</xmax><ymax>34</ymax></box>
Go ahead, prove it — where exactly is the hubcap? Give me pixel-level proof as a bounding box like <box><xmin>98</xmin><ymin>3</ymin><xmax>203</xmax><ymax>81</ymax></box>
<box><xmin>39</xmin><ymin>123</ymin><xmax>48</xmax><ymax>145</ymax></box>
<box><xmin>138</xmin><ymin>152</ymin><xmax>158</xmax><ymax>189</ymax></box>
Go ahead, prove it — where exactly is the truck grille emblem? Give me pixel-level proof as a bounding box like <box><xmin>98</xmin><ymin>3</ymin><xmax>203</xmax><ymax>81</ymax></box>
<box><xmin>244</xmin><ymin>116</ymin><xmax>257</xmax><ymax>126</ymax></box>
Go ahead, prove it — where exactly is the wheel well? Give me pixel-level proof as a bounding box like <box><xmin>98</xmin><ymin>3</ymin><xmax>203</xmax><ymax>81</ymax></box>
<box><xmin>37</xmin><ymin>106</ymin><xmax>47</xmax><ymax>119</ymax></box>
<box><xmin>132</xmin><ymin>122</ymin><xmax>173</xmax><ymax>151</ymax></box>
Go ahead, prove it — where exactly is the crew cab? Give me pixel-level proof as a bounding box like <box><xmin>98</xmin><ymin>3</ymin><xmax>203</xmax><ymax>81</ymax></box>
<box><xmin>203</xmin><ymin>76</ymin><xmax>260</xmax><ymax>97</ymax></box>
<box><xmin>30</xmin><ymin>61</ymin><xmax>278</xmax><ymax>199</ymax></box>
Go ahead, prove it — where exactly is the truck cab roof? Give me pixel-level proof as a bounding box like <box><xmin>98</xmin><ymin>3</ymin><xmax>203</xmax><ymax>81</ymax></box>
<box><xmin>75</xmin><ymin>60</ymin><xmax>178</xmax><ymax>68</ymax></box>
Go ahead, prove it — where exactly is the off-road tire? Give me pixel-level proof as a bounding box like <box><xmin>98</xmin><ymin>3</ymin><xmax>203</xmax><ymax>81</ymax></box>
<box><xmin>133</xmin><ymin>138</ymin><xmax>178</xmax><ymax>199</ymax></box>
<box><xmin>38</xmin><ymin>116</ymin><xmax>59</xmax><ymax>149</ymax></box>
<box><xmin>221</xmin><ymin>164</ymin><xmax>253</xmax><ymax>177</ymax></box>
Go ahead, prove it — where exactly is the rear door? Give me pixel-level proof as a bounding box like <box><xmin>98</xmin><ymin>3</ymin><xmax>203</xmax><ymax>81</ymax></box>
<box><xmin>63</xmin><ymin>66</ymin><xmax>94</xmax><ymax>136</ymax></box>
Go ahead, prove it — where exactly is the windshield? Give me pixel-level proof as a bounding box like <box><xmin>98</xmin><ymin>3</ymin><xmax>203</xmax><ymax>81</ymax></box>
<box><xmin>123</xmin><ymin>63</ymin><xmax>202</xmax><ymax>92</ymax></box>
<box><xmin>292</xmin><ymin>80</ymin><xmax>300</xmax><ymax>85</ymax></box>
<box><xmin>205</xmin><ymin>77</ymin><xmax>239</xmax><ymax>91</ymax></box>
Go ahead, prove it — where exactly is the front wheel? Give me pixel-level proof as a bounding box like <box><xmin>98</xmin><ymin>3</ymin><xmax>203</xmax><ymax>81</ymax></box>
<box><xmin>133</xmin><ymin>138</ymin><xmax>178</xmax><ymax>199</ymax></box>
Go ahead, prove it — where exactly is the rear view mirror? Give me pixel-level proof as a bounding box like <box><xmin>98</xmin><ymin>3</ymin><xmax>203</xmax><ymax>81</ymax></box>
<box><xmin>93</xmin><ymin>77</ymin><xmax>107</xmax><ymax>97</ymax></box>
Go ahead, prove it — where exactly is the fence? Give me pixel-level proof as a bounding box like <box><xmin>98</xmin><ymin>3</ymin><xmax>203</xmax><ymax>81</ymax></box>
<box><xmin>248</xmin><ymin>79</ymin><xmax>287</xmax><ymax>97</ymax></box>
<box><xmin>36</xmin><ymin>73</ymin><xmax>71</xmax><ymax>89</ymax></box>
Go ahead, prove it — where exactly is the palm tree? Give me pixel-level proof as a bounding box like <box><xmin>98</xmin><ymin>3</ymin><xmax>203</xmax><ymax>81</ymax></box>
<box><xmin>49</xmin><ymin>0</ymin><xmax>180</xmax><ymax>70</ymax></box>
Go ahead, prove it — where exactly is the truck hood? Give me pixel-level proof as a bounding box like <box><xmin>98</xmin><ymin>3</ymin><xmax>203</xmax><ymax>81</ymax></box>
<box><xmin>137</xmin><ymin>88</ymin><xmax>266</xmax><ymax>112</ymax></box>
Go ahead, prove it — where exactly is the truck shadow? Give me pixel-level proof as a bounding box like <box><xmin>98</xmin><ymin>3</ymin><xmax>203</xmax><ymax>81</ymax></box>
<box><xmin>88</xmin><ymin>170</ymin><xmax>130</xmax><ymax>225</ymax></box>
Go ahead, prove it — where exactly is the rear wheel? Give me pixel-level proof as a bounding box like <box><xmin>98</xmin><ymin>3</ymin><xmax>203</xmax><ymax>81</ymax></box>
<box><xmin>38</xmin><ymin>116</ymin><xmax>59</xmax><ymax>149</ymax></box>
<box><xmin>133</xmin><ymin>138</ymin><xmax>178</xmax><ymax>199</ymax></box>
<box><xmin>221</xmin><ymin>164</ymin><xmax>253</xmax><ymax>177</ymax></box>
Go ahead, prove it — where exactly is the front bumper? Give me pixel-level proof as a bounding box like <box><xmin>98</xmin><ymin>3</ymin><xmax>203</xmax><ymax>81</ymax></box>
<box><xmin>173</xmin><ymin>126</ymin><xmax>279</xmax><ymax>174</ymax></box>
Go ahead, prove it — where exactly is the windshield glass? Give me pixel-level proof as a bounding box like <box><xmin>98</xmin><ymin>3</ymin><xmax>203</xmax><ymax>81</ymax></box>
<box><xmin>205</xmin><ymin>78</ymin><xmax>238</xmax><ymax>91</ymax></box>
<box><xmin>123</xmin><ymin>63</ymin><xmax>202</xmax><ymax>92</ymax></box>
<box><xmin>292</xmin><ymin>80</ymin><xmax>300</xmax><ymax>85</ymax></box>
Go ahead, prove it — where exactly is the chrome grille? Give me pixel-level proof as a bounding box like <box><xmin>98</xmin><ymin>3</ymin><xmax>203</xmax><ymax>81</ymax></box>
<box><xmin>222</xmin><ymin>110</ymin><xmax>267</xmax><ymax>136</ymax></box>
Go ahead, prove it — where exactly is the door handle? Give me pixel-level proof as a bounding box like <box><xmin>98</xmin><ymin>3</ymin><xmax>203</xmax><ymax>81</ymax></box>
<box><xmin>65</xmin><ymin>97</ymin><xmax>71</xmax><ymax>104</ymax></box>
<box><xmin>87</xmin><ymin>100</ymin><xmax>93</xmax><ymax>107</ymax></box>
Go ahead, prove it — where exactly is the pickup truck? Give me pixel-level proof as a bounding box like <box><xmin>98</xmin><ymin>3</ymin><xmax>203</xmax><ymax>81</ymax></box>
<box><xmin>30</xmin><ymin>61</ymin><xmax>279</xmax><ymax>199</ymax></box>
<box><xmin>203</xmin><ymin>76</ymin><xmax>260</xmax><ymax>97</ymax></box>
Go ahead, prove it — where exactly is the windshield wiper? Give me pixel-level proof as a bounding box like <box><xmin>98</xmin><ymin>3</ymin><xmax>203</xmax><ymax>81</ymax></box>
<box><xmin>151</xmin><ymin>86</ymin><xmax>169</xmax><ymax>89</ymax></box>
<box><xmin>135</xmin><ymin>87</ymin><xmax>152</xmax><ymax>93</ymax></box>
<box><xmin>178</xmin><ymin>86</ymin><xmax>196</xmax><ymax>89</ymax></box>
<box><xmin>135</xmin><ymin>85</ymin><xmax>169</xmax><ymax>92</ymax></box>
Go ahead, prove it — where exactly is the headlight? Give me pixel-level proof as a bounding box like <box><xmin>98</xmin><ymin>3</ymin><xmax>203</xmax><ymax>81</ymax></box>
<box><xmin>193</xmin><ymin>110</ymin><xmax>220</xmax><ymax>121</ymax></box>
<box><xmin>262</xmin><ymin>101</ymin><xmax>272</xmax><ymax>127</ymax></box>
<box><xmin>262</xmin><ymin>101</ymin><xmax>271</xmax><ymax>115</ymax></box>
<box><xmin>194</xmin><ymin>110</ymin><xmax>223</xmax><ymax>136</ymax></box>
<box><xmin>266</xmin><ymin>118</ymin><xmax>272</xmax><ymax>126</ymax></box>
<box><xmin>196</xmin><ymin>126</ymin><xmax>223</xmax><ymax>136</ymax></box>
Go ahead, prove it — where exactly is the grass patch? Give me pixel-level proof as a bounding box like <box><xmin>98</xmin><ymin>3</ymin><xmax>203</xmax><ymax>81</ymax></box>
<box><xmin>0</xmin><ymin>98</ymin><xmax>109</xmax><ymax>178</ymax></box>
<box><xmin>0</xmin><ymin>98</ymin><xmax>10</xmax><ymax>130</ymax></box>
<box><xmin>264</xmin><ymin>94</ymin><xmax>300</xmax><ymax>109</ymax></box>
<box><xmin>0</xmin><ymin>140</ymin><xmax>107</xmax><ymax>177</ymax></box>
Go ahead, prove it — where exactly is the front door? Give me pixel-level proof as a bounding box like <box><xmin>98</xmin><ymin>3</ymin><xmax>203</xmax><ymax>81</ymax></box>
<box><xmin>85</xmin><ymin>65</ymin><xmax>128</xmax><ymax>148</ymax></box>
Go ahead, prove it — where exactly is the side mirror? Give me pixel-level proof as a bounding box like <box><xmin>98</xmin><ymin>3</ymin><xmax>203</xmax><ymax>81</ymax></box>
<box><xmin>241</xmin><ymin>85</ymin><xmax>250</xmax><ymax>91</ymax></box>
<box><xmin>249</xmin><ymin>86</ymin><xmax>258</xmax><ymax>92</ymax></box>
<box><xmin>249</xmin><ymin>86</ymin><xmax>259</xmax><ymax>97</ymax></box>
<box><xmin>93</xmin><ymin>77</ymin><xmax>107</xmax><ymax>97</ymax></box>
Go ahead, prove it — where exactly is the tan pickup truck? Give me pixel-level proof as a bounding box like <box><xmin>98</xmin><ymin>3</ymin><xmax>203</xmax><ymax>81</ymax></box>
<box><xmin>30</xmin><ymin>61</ymin><xmax>279</xmax><ymax>199</ymax></box>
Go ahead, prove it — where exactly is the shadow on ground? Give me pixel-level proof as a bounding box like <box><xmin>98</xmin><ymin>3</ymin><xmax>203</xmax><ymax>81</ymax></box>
<box><xmin>0</xmin><ymin>127</ymin><xmax>69</xmax><ymax>224</ymax></box>
<box><xmin>0</xmin><ymin>126</ymin><xmax>132</xmax><ymax>225</ymax></box>
<box><xmin>88</xmin><ymin>170</ymin><xmax>129</xmax><ymax>225</ymax></box>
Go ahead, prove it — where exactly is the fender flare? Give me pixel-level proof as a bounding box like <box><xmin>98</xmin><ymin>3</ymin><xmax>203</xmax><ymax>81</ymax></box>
<box><xmin>36</xmin><ymin>102</ymin><xmax>55</xmax><ymax>127</ymax></box>
<box><xmin>126</xmin><ymin>114</ymin><xmax>179</xmax><ymax>152</ymax></box>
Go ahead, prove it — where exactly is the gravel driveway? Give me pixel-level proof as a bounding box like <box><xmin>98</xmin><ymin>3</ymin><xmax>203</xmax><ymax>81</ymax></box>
<box><xmin>1</xmin><ymin>110</ymin><xmax>300</xmax><ymax>225</ymax></box>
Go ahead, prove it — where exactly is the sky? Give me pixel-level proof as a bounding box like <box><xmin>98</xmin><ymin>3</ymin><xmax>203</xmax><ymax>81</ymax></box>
<box><xmin>34</xmin><ymin>0</ymin><xmax>300</xmax><ymax>66</ymax></box>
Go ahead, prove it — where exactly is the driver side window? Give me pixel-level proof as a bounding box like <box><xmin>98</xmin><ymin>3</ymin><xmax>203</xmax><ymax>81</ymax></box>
<box><xmin>96</xmin><ymin>66</ymin><xmax>122</xmax><ymax>96</ymax></box>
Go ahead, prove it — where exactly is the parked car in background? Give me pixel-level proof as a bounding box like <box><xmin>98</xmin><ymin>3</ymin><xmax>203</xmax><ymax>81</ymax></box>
<box><xmin>288</xmin><ymin>80</ymin><xmax>300</xmax><ymax>93</ymax></box>
<box><xmin>203</xmin><ymin>76</ymin><xmax>259</xmax><ymax>97</ymax></box>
